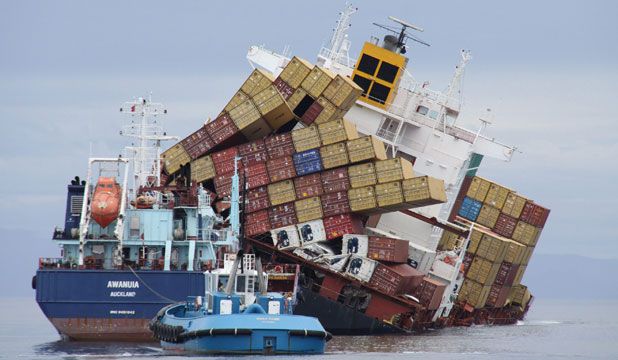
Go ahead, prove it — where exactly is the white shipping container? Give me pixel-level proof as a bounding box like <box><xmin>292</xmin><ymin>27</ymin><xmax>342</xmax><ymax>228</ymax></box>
<box><xmin>296</xmin><ymin>220</ymin><xmax>326</xmax><ymax>244</ymax></box>
<box><xmin>270</xmin><ymin>226</ymin><xmax>302</xmax><ymax>250</ymax></box>
<box><xmin>342</xmin><ymin>234</ymin><xmax>369</xmax><ymax>257</ymax></box>
<box><xmin>292</xmin><ymin>242</ymin><xmax>333</xmax><ymax>261</ymax></box>
<box><xmin>315</xmin><ymin>254</ymin><xmax>350</xmax><ymax>272</ymax></box>
<box><xmin>407</xmin><ymin>242</ymin><xmax>437</xmax><ymax>274</ymax></box>
<box><xmin>345</xmin><ymin>255</ymin><xmax>377</xmax><ymax>283</ymax></box>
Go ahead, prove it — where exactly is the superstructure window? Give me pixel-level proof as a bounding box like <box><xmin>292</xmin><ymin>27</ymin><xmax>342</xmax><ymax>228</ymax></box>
<box><xmin>352</xmin><ymin>75</ymin><xmax>372</xmax><ymax>96</ymax></box>
<box><xmin>368</xmin><ymin>82</ymin><xmax>390</xmax><ymax>104</ymax></box>
<box><xmin>357</xmin><ymin>54</ymin><xmax>379</xmax><ymax>76</ymax></box>
<box><xmin>416</xmin><ymin>105</ymin><xmax>429</xmax><ymax>115</ymax></box>
<box><xmin>377</xmin><ymin>61</ymin><xmax>399</xmax><ymax>83</ymax></box>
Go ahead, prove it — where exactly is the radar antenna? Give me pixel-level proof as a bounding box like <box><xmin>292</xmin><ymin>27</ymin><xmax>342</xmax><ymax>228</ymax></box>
<box><xmin>373</xmin><ymin>16</ymin><xmax>430</xmax><ymax>54</ymax></box>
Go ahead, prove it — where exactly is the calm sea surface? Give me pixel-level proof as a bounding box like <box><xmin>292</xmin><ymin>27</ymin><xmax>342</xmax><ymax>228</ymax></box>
<box><xmin>1</xmin><ymin>298</ymin><xmax>617</xmax><ymax>359</ymax></box>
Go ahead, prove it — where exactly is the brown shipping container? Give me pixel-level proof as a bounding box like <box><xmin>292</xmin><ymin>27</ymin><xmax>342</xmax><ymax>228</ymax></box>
<box><xmin>476</xmin><ymin>233</ymin><xmax>507</xmax><ymax>263</ymax></box>
<box><xmin>162</xmin><ymin>143</ymin><xmax>191</xmax><ymax>174</ymax></box>
<box><xmin>279</xmin><ymin>56</ymin><xmax>313</xmax><ymax>89</ymax></box>
<box><xmin>466</xmin><ymin>176</ymin><xmax>491</xmax><ymax>202</ymax></box>
<box><xmin>375</xmin><ymin>158</ymin><xmax>414</xmax><ymax>184</ymax></box>
<box><xmin>181</xmin><ymin>126</ymin><xmax>215</xmax><ymax>160</ymax></box>
<box><xmin>301</xmin><ymin>66</ymin><xmax>336</xmax><ymax>98</ymax></box>
<box><xmin>212</xmin><ymin>147</ymin><xmax>240</xmax><ymax>175</ymax></box>
<box><xmin>348</xmin><ymin>186</ymin><xmax>378</xmax><ymax>213</ymax></box>
<box><xmin>206</xmin><ymin>113</ymin><xmax>244</xmax><ymax>146</ymax></box>
<box><xmin>213</xmin><ymin>172</ymin><xmax>244</xmax><ymax>198</ymax></box>
<box><xmin>346</xmin><ymin>136</ymin><xmax>388</xmax><ymax>163</ymax></box>
<box><xmin>459</xmin><ymin>279</ymin><xmax>491</xmax><ymax>309</ymax></box>
<box><xmin>190</xmin><ymin>155</ymin><xmax>216</xmax><ymax>183</ymax></box>
<box><xmin>268</xmin><ymin>202</ymin><xmax>298</xmax><ymax>229</ymax></box>
<box><xmin>367</xmin><ymin>236</ymin><xmax>409</xmax><ymax>263</ymax></box>
<box><xmin>323</xmin><ymin>213</ymin><xmax>364</xmax><ymax>240</ymax></box>
<box><xmin>493</xmin><ymin>212</ymin><xmax>518</xmax><ymax>238</ymax></box>
<box><xmin>320</xmin><ymin>142</ymin><xmax>349</xmax><ymax>169</ymax></box>
<box><xmin>267</xmin><ymin>179</ymin><xmax>296</xmax><ymax>206</ymax></box>
<box><xmin>273</xmin><ymin>77</ymin><xmax>295</xmax><ymax>100</ymax></box>
<box><xmin>502</xmin><ymin>192</ymin><xmax>527</xmax><ymax>218</ymax></box>
<box><xmin>520</xmin><ymin>201</ymin><xmax>550</xmax><ymax>228</ymax></box>
<box><xmin>245</xmin><ymin>162</ymin><xmax>270</xmax><ymax>190</ymax></box>
<box><xmin>467</xmin><ymin>257</ymin><xmax>501</xmax><ymax>286</ymax></box>
<box><xmin>512</xmin><ymin>221</ymin><xmax>540</xmax><ymax>246</ymax></box>
<box><xmin>402</xmin><ymin>176</ymin><xmax>447</xmax><ymax>207</ymax></box>
<box><xmin>246</xmin><ymin>186</ymin><xmax>270</xmax><ymax>214</ymax></box>
<box><xmin>503</xmin><ymin>239</ymin><xmax>526</xmax><ymax>264</ymax></box>
<box><xmin>253</xmin><ymin>84</ymin><xmax>295</xmax><ymax>129</ymax></box>
<box><xmin>292</xmin><ymin>125</ymin><xmax>321</xmax><ymax>152</ymax></box>
<box><xmin>313</xmin><ymin>97</ymin><xmax>343</xmax><ymax>125</ymax></box>
<box><xmin>294</xmin><ymin>196</ymin><xmax>323</xmax><ymax>223</ymax></box>
<box><xmin>294</xmin><ymin>173</ymin><xmax>324</xmax><ymax>200</ymax></box>
<box><xmin>287</xmin><ymin>88</ymin><xmax>312</xmax><ymax>116</ymax></box>
<box><xmin>414</xmin><ymin>277</ymin><xmax>446</xmax><ymax>310</ymax></box>
<box><xmin>375</xmin><ymin>181</ymin><xmax>406</xmax><ymax>210</ymax></box>
<box><xmin>369</xmin><ymin>263</ymin><xmax>424</xmax><ymax>296</ymax></box>
<box><xmin>318</xmin><ymin>118</ymin><xmax>359</xmax><ymax>146</ymax></box>
<box><xmin>265</xmin><ymin>133</ymin><xmax>295</xmax><ymax>160</ymax></box>
<box><xmin>476</xmin><ymin>204</ymin><xmax>501</xmax><ymax>228</ymax></box>
<box><xmin>494</xmin><ymin>261</ymin><xmax>519</xmax><ymax>286</ymax></box>
<box><xmin>223</xmin><ymin>90</ymin><xmax>250</xmax><ymax>114</ymax></box>
<box><xmin>322</xmin><ymin>74</ymin><xmax>363</xmax><ymax>109</ymax></box>
<box><xmin>266</xmin><ymin>156</ymin><xmax>296</xmax><ymax>182</ymax></box>
<box><xmin>244</xmin><ymin>209</ymin><xmax>270</xmax><ymax>237</ymax></box>
<box><xmin>300</xmin><ymin>98</ymin><xmax>323</xmax><ymax>125</ymax></box>
<box><xmin>486</xmin><ymin>283</ymin><xmax>511</xmax><ymax>308</ymax></box>
<box><xmin>240</xmin><ymin>68</ymin><xmax>274</xmax><ymax>97</ymax></box>
<box><xmin>321</xmin><ymin>190</ymin><xmax>350</xmax><ymax>217</ymax></box>
<box><xmin>485</xmin><ymin>183</ymin><xmax>510</xmax><ymax>209</ymax></box>
<box><xmin>348</xmin><ymin>162</ymin><xmax>377</xmax><ymax>188</ymax></box>
<box><xmin>321</xmin><ymin>167</ymin><xmax>350</xmax><ymax>193</ymax></box>
<box><xmin>238</xmin><ymin>138</ymin><xmax>268</xmax><ymax>167</ymax></box>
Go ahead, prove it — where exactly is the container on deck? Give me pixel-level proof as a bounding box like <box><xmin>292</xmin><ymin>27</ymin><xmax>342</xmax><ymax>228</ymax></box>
<box><xmin>162</xmin><ymin>144</ymin><xmax>190</xmax><ymax>174</ymax></box>
<box><xmin>190</xmin><ymin>155</ymin><xmax>216</xmax><ymax>183</ymax></box>
<box><xmin>512</xmin><ymin>221</ymin><xmax>541</xmax><ymax>246</ymax></box>
<box><xmin>466</xmin><ymin>176</ymin><xmax>491</xmax><ymax>202</ymax></box>
<box><xmin>265</xmin><ymin>132</ymin><xmax>295</xmax><ymax>160</ymax></box>
<box><xmin>268</xmin><ymin>202</ymin><xmax>298</xmax><ymax>229</ymax></box>
<box><xmin>267</xmin><ymin>180</ymin><xmax>296</xmax><ymax>206</ymax></box>
<box><xmin>374</xmin><ymin>158</ymin><xmax>414</xmax><ymax>184</ymax></box>
<box><xmin>323</xmin><ymin>214</ymin><xmax>364</xmax><ymax>240</ymax></box>
<box><xmin>322</xmin><ymin>74</ymin><xmax>363</xmax><ymax>110</ymax></box>
<box><xmin>213</xmin><ymin>172</ymin><xmax>243</xmax><ymax>198</ymax></box>
<box><xmin>476</xmin><ymin>233</ymin><xmax>507</xmax><ymax>263</ymax></box>
<box><xmin>279</xmin><ymin>56</ymin><xmax>313</xmax><ymax>89</ymax></box>
<box><xmin>321</xmin><ymin>190</ymin><xmax>350</xmax><ymax>217</ymax></box>
<box><xmin>245</xmin><ymin>162</ymin><xmax>270</xmax><ymax>190</ymax></box>
<box><xmin>320</xmin><ymin>142</ymin><xmax>349</xmax><ymax>169</ymax></box>
<box><xmin>292</xmin><ymin>125</ymin><xmax>321</xmax><ymax>152</ymax></box>
<box><xmin>240</xmin><ymin>68</ymin><xmax>274</xmax><ymax>97</ymax></box>
<box><xmin>485</xmin><ymin>183</ymin><xmax>510</xmax><ymax>209</ymax></box>
<box><xmin>296</xmin><ymin>219</ymin><xmax>326</xmax><ymax>244</ymax></box>
<box><xmin>293</xmin><ymin>149</ymin><xmax>323</xmax><ymax>176</ymax></box>
<box><xmin>206</xmin><ymin>113</ymin><xmax>243</xmax><ymax>146</ymax></box>
<box><xmin>407</xmin><ymin>242</ymin><xmax>437</xmax><ymax>274</ymax></box>
<box><xmin>485</xmin><ymin>283</ymin><xmax>511</xmax><ymax>308</ymax></box>
<box><xmin>370</xmin><ymin>263</ymin><xmax>424</xmax><ymax>296</ymax></box>
<box><xmin>318</xmin><ymin>118</ymin><xmax>359</xmax><ymax>146</ymax></box>
<box><xmin>475</xmin><ymin>204</ymin><xmax>501</xmax><ymax>229</ymax></box>
<box><xmin>414</xmin><ymin>277</ymin><xmax>447</xmax><ymax>310</ymax></box>
<box><xmin>180</xmin><ymin>126</ymin><xmax>215</xmax><ymax>160</ymax></box>
<box><xmin>342</xmin><ymin>234</ymin><xmax>369</xmax><ymax>257</ymax></box>
<box><xmin>273</xmin><ymin>77</ymin><xmax>295</xmax><ymax>100</ymax></box>
<box><xmin>494</xmin><ymin>261</ymin><xmax>519</xmax><ymax>287</ymax></box>
<box><xmin>294</xmin><ymin>196</ymin><xmax>323</xmax><ymax>223</ymax></box>
<box><xmin>367</xmin><ymin>236</ymin><xmax>409</xmax><ymax>263</ymax></box>
<box><xmin>502</xmin><ymin>239</ymin><xmax>526</xmax><ymax>264</ymax></box>
<box><xmin>294</xmin><ymin>173</ymin><xmax>324</xmax><ymax>200</ymax></box>
<box><xmin>222</xmin><ymin>90</ymin><xmax>249</xmax><ymax>114</ymax></box>
<box><xmin>458</xmin><ymin>196</ymin><xmax>482</xmax><ymax>221</ymax></box>
<box><xmin>301</xmin><ymin>66</ymin><xmax>336</xmax><ymax>99</ymax></box>
<box><xmin>459</xmin><ymin>279</ymin><xmax>491</xmax><ymax>309</ymax></box>
<box><xmin>244</xmin><ymin>209</ymin><xmax>270</xmax><ymax>237</ymax></box>
<box><xmin>348</xmin><ymin>163</ymin><xmax>377</xmax><ymax>188</ymax></box>
<box><xmin>466</xmin><ymin>257</ymin><xmax>500</xmax><ymax>286</ymax></box>
<box><xmin>402</xmin><ymin>176</ymin><xmax>447</xmax><ymax>207</ymax></box>
<box><xmin>238</xmin><ymin>138</ymin><xmax>267</xmax><ymax>167</ymax></box>
<box><xmin>502</xmin><ymin>192</ymin><xmax>527</xmax><ymax>218</ymax></box>
<box><xmin>520</xmin><ymin>201</ymin><xmax>550</xmax><ymax>228</ymax></box>
<box><xmin>493</xmin><ymin>212</ymin><xmax>518</xmax><ymax>238</ymax></box>
<box><xmin>266</xmin><ymin>155</ymin><xmax>297</xmax><ymax>182</ymax></box>
<box><xmin>253</xmin><ymin>84</ymin><xmax>295</xmax><ymax>130</ymax></box>
<box><xmin>346</xmin><ymin>135</ymin><xmax>387</xmax><ymax>163</ymax></box>
<box><xmin>348</xmin><ymin>186</ymin><xmax>378</xmax><ymax>214</ymax></box>
<box><xmin>345</xmin><ymin>255</ymin><xmax>377</xmax><ymax>283</ymax></box>
<box><xmin>270</xmin><ymin>225</ymin><xmax>302</xmax><ymax>250</ymax></box>
<box><xmin>321</xmin><ymin>167</ymin><xmax>350</xmax><ymax>193</ymax></box>
<box><xmin>375</xmin><ymin>181</ymin><xmax>406</xmax><ymax>211</ymax></box>
<box><xmin>312</xmin><ymin>97</ymin><xmax>343</xmax><ymax>125</ymax></box>
<box><xmin>245</xmin><ymin>186</ymin><xmax>270</xmax><ymax>214</ymax></box>
<box><xmin>211</xmin><ymin>147</ymin><xmax>240</xmax><ymax>176</ymax></box>
<box><xmin>287</xmin><ymin>88</ymin><xmax>314</xmax><ymax>118</ymax></box>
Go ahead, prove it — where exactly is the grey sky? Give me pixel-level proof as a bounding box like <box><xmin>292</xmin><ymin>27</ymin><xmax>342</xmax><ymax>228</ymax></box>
<box><xmin>1</xmin><ymin>1</ymin><xmax>617</xmax><ymax>294</ymax></box>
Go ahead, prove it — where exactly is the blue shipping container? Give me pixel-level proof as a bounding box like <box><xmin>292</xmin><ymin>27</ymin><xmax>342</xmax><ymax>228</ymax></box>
<box><xmin>293</xmin><ymin>149</ymin><xmax>323</xmax><ymax>176</ymax></box>
<box><xmin>458</xmin><ymin>196</ymin><xmax>482</xmax><ymax>222</ymax></box>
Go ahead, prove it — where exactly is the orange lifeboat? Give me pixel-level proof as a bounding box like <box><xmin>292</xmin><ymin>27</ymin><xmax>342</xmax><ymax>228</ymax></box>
<box><xmin>91</xmin><ymin>177</ymin><xmax>121</xmax><ymax>228</ymax></box>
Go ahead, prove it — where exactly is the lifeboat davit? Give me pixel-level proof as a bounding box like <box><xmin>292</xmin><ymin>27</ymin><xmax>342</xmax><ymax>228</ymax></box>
<box><xmin>91</xmin><ymin>177</ymin><xmax>121</xmax><ymax>228</ymax></box>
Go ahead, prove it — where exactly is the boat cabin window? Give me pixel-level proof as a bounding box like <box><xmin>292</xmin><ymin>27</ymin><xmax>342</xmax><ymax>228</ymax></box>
<box><xmin>416</xmin><ymin>105</ymin><xmax>429</xmax><ymax>115</ymax></box>
<box><xmin>217</xmin><ymin>276</ymin><xmax>228</xmax><ymax>292</ymax></box>
<box><xmin>428</xmin><ymin>110</ymin><xmax>439</xmax><ymax>120</ymax></box>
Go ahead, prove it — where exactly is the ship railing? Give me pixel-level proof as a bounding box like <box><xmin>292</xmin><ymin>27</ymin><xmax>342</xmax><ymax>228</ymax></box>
<box><xmin>38</xmin><ymin>257</ymin><xmax>72</xmax><ymax>269</ymax></box>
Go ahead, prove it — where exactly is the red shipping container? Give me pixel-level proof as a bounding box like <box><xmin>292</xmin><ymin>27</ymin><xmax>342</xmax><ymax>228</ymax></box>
<box><xmin>267</xmin><ymin>156</ymin><xmax>297</xmax><ymax>182</ymax></box>
<box><xmin>321</xmin><ymin>191</ymin><xmax>350</xmax><ymax>217</ymax></box>
<box><xmin>300</xmin><ymin>100</ymin><xmax>324</xmax><ymax>125</ymax></box>
<box><xmin>321</xmin><ymin>167</ymin><xmax>350</xmax><ymax>193</ymax></box>
<box><xmin>213</xmin><ymin>172</ymin><xmax>244</xmax><ymax>198</ymax></box>
<box><xmin>486</xmin><ymin>283</ymin><xmax>511</xmax><ymax>308</ymax></box>
<box><xmin>265</xmin><ymin>133</ymin><xmax>295</xmax><ymax>160</ymax></box>
<box><xmin>268</xmin><ymin>202</ymin><xmax>298</xmax><ymax>229</ymax></box>
<box><xmin>244</xmin><ymin>210</ymin><xmax>271</xmax><ymax>237</ymax></box>
<box><xmin>367</xmin><ymin>236</ymin><xmax>409</xmax><ymax>263</ymax></box>
<box><xmin>493</xmin><ymin>213</ymin><xmax>518</xmax><ymax>238</ymax></box>
<box><xmin>414</xmin><ymin>277</ymin><xmax>446</xmax><ymax>310</ymax></box>
<box><xmin>206</xmin><ymin>113</ymin><xmax>244</xmax><ymax>146</ymax></box>
<box><xmin>181</xmin><ymin>126</ymin><xmax>216</xmax><ymax>160</ymax></box>
<box><xmin>238</xmin><ymin>138</ymin><xmax>268</xmax><ymax>167</ymax></box>
<box><xmin>245</xmin><ymin>186</ymin><xmax>270</xmax><ymax>213</ymax></box>
<box><xmin>369</xmin><ymin>263</ymin><xmax>424</xmax><ymax>296</ymax></box>
<box><xmin>495</xmin><ymin>261</ymin><xmax>520</xmax><ymax>286</ymax></box>
<box><xmin>273</xmin><ymin>77</ymin><xmax>294</xmax><ymax>100</ymax></box>
<box><xmin>520</xmin><ymin>201</ymin><xmax>550</xmax><ymax>228</ymax></box>
<box><xmin>212</xmin><ymin>147</ymin><xmax>242</xmax><ymax>175</ymax></box>
<box><xmin>323</xmin><ymin>214</ymin><xmax>364</xmax><ymax>240</ymax></box>
<box><xmin>294</xmin><ymin>173</ymin><xmax>324</xmax><ymax>200</ymax></box>
<box><xmin>245</xmin><ymin>162</ymin><xmax>270</xmax><ymax>190</ymax></box>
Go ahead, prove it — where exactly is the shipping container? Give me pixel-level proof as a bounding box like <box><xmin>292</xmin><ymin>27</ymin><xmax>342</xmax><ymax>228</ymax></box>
<box><xmin>296</xmin><ymin>219</ymin><xmax>326</xmax><ymax>244</ymax></box>
<box><xmin>279</xmin><ymin>56</ymin><xmax>313</xmax><ymax>89</ymax></box>
<box><xmin>294</xmin><ymin>196</ymin><xmax>323</xmax><ymax>223</ymax></box>
<box><xmin>502</xmin><ymin>192</ymin><xmax>527</xmax><ymax>218</ymax></box>
<box><xmin>520</xmin><ymin>201</ymin><xmax>550</xmax><ymax>228</ymax></box>
<box><xmin>438</xmin><ymin>230</ymin><xmax>460</xmax><ymax>251</ymax></box>
<box><xmin>521</xmin><ymin>246</ymin><xmax>534</xmax><ymax>266</ymax></box>
<box><xmin>369</xmin><ymin>263</ymin><xmax>424</xmax><ymax>296</ymax></box>
<box><xmin>346</xmin><ymin>135</ymin><xmax>387</xmax><ymax>163</ymax></box>
<box><xmin>301</xmin><ymin>66</ymin><xmax>336</xmax><ymax>98</ymax></box>
<box><xmin>459</xmin><ymin>279</ymin><xmax>491</xmax><ymax>309</ymax></box>
<box><xmin>494</xmin><ymin>261</ymin><xmax>519</xmax><ymax>287</ymax></box>
<box><xmin>348</xmin><ymin>162</ymin><xmax>377</xmax><ymax>188</ymax></box>
<box><xmin>367</xmin><ymin>236</ymin><xmax>409</xmax><ymax>263</ymax></box>
<box><xmin>287</xmin><ymin>88</ymin><xmax>314</xmax><ymax>118</ymax></box>
<box><xmin>322</xmin><ymin>74</ymin><xmax>363</xmax><ymax>110</ymax></box>
<box><xmin>320</xmin><ymin>142</ymin><xmax>349</xmax><ymax>169</ymax></box>
<box><xmin>512</xmin><ymin>221</ymin><xmax>540</xmax><ymax>246</ymax></box>
<box><xmin>266</xmin><ymin>155</ymin><xmax>296</xmax><ymax>182</ymax></box>
<box><xmin>228</xmin><ymin>99</ymin><xmax>262</xmax><ymax>131</ymax></box>
<box><xmin>268</xmin><ymin>202</ymin><xmax>298</xmax><ymax>229</ymax></box>
<box><xmin>240</xmin><ymin>68</ymin><xmax>274</xmax><ymax>97</ymax></box>
<box><xmin>375</xmin><ymin>181</ymin><xmax>406</xmax><ymax>210</ymax></box>
<box><xmin>180</xmin><ymin>126</ymin><xmax>215</xmax><ymax>160</ymax></box>
<box><xmin>345</xmin><ymin>255</ymin><xmax>377</xmax><ymax>283</ymax></box>
<box><xmin>291</xmin><ymin>125</ymin><xmax>321</xmax><ymax>152</ymax></box>
<box><xmin>213</xmin><ymin>172</ymin><xmax>243</xmax><ymax>198</ymax></box>
<box><xmin>321</xmin><ymin>190</ymin><xmax>350</xmax><ymax>217</ymax></box>
<box><xmin>342</xmin><ymin>234</ymin><xmax>369</xmax><ymax>257</ymax></box>
<box><xmin>294</xmin><ymin>173</ymin><xmax>324</xmax><ymax>200</ymax></box>
<box><xmin>265</xmin><ymin>132</ymin><xmax>295</xmax><ymax>160</ymax></box>
<box><xmin>467</xmin><ymin>228</ymin><xmax>484</xmax><ymax>254</ymax></box>
<box><xmin>190</xmin><ymin>155</ymin><xmax>216</xmax><ymax>183</ymax></box>
<box><xmin>414</xmin><ymin>277</ymin><xmax>447</xmax><ymax>310</ymax></box>
<box><xmin>212</xmin><ymin>147</ymin><xmax>241</xmax><ymax>175</ymax></box>
<box><xmin>300</xmin><ymin>97</ymin><xmax>323</xmax><ymax>125</ymax></box>
<box><xmin>267</xmin><ymin>180</ymin><xmax>296</xmax><ymax>206</ymax></box>
<box><xmin>273</xmin><ymin>77</ymin><xmax>294</xmax><ymax>100</ymax></box>
<box><xmin>485</xmin><ymin>283</ymin><xmax>511</xmax><ymax>308</ymax></box>
<box><xmin>493</xmin><ymin>212</ymin><xmax>518</xmax><ymax>238</ymax></box>
<box><xmin>245</xmin><ymin>186</ymin><xmax>270</xmax><ymax>214</ymax></box>
<box><xmin>503</xmin><ymin>239</ymin><xmax>526</xmax><ymax>264</ymax></box>
<box><xmin>270</xmin><ymin>225</ymin><xmax>302</xmax><ymax>249</ymax></box>
<box><xmin>513</xmin><ymin>265</ymin><xmax>527</xmax><ymax>285</ymax></box>
<box><xmin>458</xmin><ymin>196</ymin><xmax>482</xmax><ymax>222</ymax></box>
<box><xmin>321</xmin><ymin>167</ymin><xmax>350</xmax><ymax>193</ymax></box>
<box><xmin>223</xmin><ymin>90</ymin><xmax>249</xmax><ymax>114</ymax></box>
<box><xmin>244</xmin><ymin>209</ymin><xmax>270</xmax><ymax>237</ymax></box>
<box><xmin>292</xmin><ymin>149</ymin><xmax>323</xmax><ymax>176</ymax></box>
<box><xmin>313</xmin><ymin>97</ymin><xmax>343</xmax><ymax>125</ymax></box>
<box><xmin>323</xmin><ymin>214</ymin><xmax>364</xmax><ymax>240</ymax></box>
<box><xmin>253</xmin><ymin>84</ymin><xmax>295</xmax><ymax>129</ymax></box>
<box><xmin>485</xmin><ymin>183</ymin><xmax>510</xmax><ymax>209</ymax></box>
<box><xmin>476</xmin><ymin>204</ymin><xmax>501</xmax><ymax>229</ymax></box>
<box><xmin>509</xmin><ymin>284</ymin><xmax>531</xmax><ymax>310</ymax></box>
<box><xmin>318</xmin><ymin>118</ymin><xmax>359</xmax><ymax>146</ymax></box>
<box><xmin>402</xmin><ymin>176</ymin><xmax>447</xmax><ymax>207</ymax></box>
<box><xmin>206</xmin><ymin>113</ymin><xmax>243</xmax><ymax>146</ymax></box>
<box><xmin>245</xmin><ymin>162</ymin><xmax>270</xmax><ymax>190</ymax></box>
<box><xmin>374</xmin><ymin>158</ymin><xmax>414</xmax><ymax>184</ymax></box>
<box><xmin>238</xmin><ymin>138</ymin><xmax>268</xmax><ymax>166</ymax></box>
<box><xmin>348</xmin><ymin>186</ymin><xmax>378</xmax><ymax>213</ymax></box>
<box><xmin>466</xmin><ymin>176</ymin><xmax>491</xmax><ymax>202</ymax></box>
<box><xmin>162</xmin><ymin>143</ymin><xmax>191</xmax><ymax>174</ymax></box>
<box><xmin>467</xmin><ymin>257</ymin><xmax>501</xmax><ymax>286</ymax></box>
<box><xmin>407</xmin><ymin>242</ymin><xmax>437</xmax><ymax>274</ymax></box>
<box><xmin>476</xmin><ymin>233</ymin><xmax>507</xmax><ymax>263</ymax></box>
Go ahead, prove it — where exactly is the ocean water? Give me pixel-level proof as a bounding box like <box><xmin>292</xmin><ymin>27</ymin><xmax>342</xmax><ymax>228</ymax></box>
<box><xmin>1</xmin><ymin>298</ymin><xmax>617</xmax><ymax>359</ymax></box>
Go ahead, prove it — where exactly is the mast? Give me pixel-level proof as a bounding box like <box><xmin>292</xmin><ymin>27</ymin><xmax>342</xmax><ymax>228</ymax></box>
<box><xmin>318</xmin><ymin>3</ymin><xmax>358</xmax><ymax>69</ymax></box>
